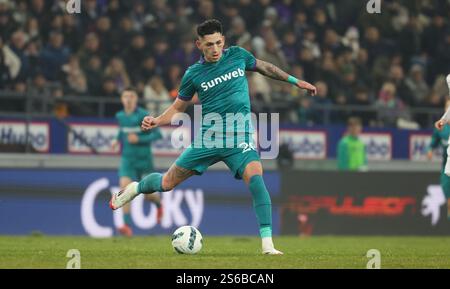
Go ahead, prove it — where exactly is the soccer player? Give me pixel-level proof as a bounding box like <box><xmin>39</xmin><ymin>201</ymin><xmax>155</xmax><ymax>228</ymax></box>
<box><xmin>112</xmin><ymin>88</ymin><xmax>164</xmax><ymax>237</ymax></box>
<box><xmin>110</xmin><ymin>19</ymin><xmax>316</xmax><ymax>254</ymax></box>
<box><xmin>432</xmin><ymin>74</ymin><xmax>450</xmax><ymax>218</ymax></box>
<box><xmin>337</xmin><ymin>117</ymin><xmax>368</xmax><ymax>171</ymax></box>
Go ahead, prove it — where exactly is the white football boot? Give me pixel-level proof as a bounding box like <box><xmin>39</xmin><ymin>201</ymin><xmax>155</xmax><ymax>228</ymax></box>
<box><xmin>110</xmin><ymin>182</ymin><xmax>139</xmax><ymax>210</ymax></box>
<box><xmin>262</xmin><ymin>237</ymin><xmax>284</xmax><ymax>255</ymax></box>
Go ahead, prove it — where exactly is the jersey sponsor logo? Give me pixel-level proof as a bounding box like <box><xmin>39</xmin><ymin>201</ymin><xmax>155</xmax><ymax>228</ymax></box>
<box><xmin>0</xmin><ymin>121</ymin><xmax>50</xmax><ymax>152</ymax></box>
<box><xmin>360</xmin><ymin>133</ymin><xmax>392</xmax><ymax>161</ymax></box>
<box><xmin>200</xmin><ymin>68</ymin><xmax>245</xmax><ymax>91</ymax></box>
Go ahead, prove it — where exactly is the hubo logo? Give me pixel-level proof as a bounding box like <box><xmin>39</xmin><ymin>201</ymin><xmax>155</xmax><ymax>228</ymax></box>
<box><xmin>66</xmin><ymin>0</ymin><xmax>81</xmax><ymax>14</ymax></box>
<box><xmin>81</xmin><ymin>178</ymin><xmax>204</xmax><ymax>237</ymax></box>
<box><xmin>366</xmin><ymin>0</ymin><xmax>381</xmax><ymax>14</ymax></box>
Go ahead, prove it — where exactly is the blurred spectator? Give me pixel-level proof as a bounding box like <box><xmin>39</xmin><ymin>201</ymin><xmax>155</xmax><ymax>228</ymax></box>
<box><xmin>281</xmin><ymin>30</ymin><xmax>298</xmax><ymax>64</ymax></box>
<box><xmin>0</xmin><ymin>0</ymin><xmax>18</xmax><ymax>40</ymax></box>
<box><xmin>138</xmin><ymin>56</ymin><xmax>159</xmax><ymax>84</ymax></box>
<box><xmin>172</xmin><ymin>38</ymin><xmax>199</xmax><ymax>70</ymax></box>
<box><xmin>144</xmin><ymin>76</ymin><xmax>171</xmax><ymax>116</ymax></box>
<box><xmin>104</xmin><ymin>57</ymin><xmax>130</xmax><ymax>93</ymax></box>
<box><xmin>375</xmin><ymin>82</ymin><xmax>408</xmax><ymax>127</ymax></box>
<box><xmin>78</xmin><ymin>33</ymin><xmax>100</xmax><ymax>70</ymax></box>
<box><xmin>0</xmin><ymin>35</ymin><xmax>21</xmax><ymax>87</ymax></box>
<box><xmin>39</xmin><ymin>31</ymin><xmax>70</xmax><ymax>81</ymax></box>
<box><xmin>24</xmin><ymin>17</ymin><xmax>40</xmax><ymax>40</ymax></box>
<box><xmin>130</xmin><ymin>0</ymin><xmax>148</xmax><ymax>32</ymax></box>
<box><xmin>62</xmin><ymin>15</ymin><xmax>82</xmax><ymax>53</ymax></box>
<box><xmin>9</xmin><ymin>30</ymin><xmax>29</xmax><ymax>81</ymax></box>
<box><xmin>123</xmin><ymin>33</ymin><xmax>149</xmax><ymax>81</ymax></box>
<box><xmin>164</xmin><ymin>64</ymin><xmax>182</xmax><ymax>91</ymax></box>
<box><xmin>0</xmin><ymin>0</ymin><xmax>447</xmax><ymax>126</ymax></box>
<box><xmin>311</xmin><ymin>81</ymin><xmax>332</xmax><ymax>124</ymax></box>
<box><xmin>362</xmin><ymin>26</ymin><xmax>391</xmax><ymax>68</ymax></box>
<box><xmin>421</xmin><ymin>12</ymin><xmax>447</xmax><ymax>58</ymax></box>
<box><xmin>226</xmin><ymin>16</ymin><xmax>251</xmax><ymax>46</ymax></box>
<box><xmin>332</xmin><ymin>92</ymin><xmax>352</xmax><ymax>124</ymax></box>
<box><xmin>197</xmin><ymin>0</ymin><xmax>215</xmax><ymax>23</ymax></box>
<box><xmin>84</xmin><ymin>55</ymin><xmax>103</xmax><ymax>95</ymax></box>
<box><xmin>95</xmin><ymin>16</ymin><xmax>114</xmax><ymax>57</ymax></box>
<box><xmin>296</xmin><ymin>96</ymin><xmax>315</xmax><ymax>126</ymax></box>
<box><xmin>350</xmin><ymin>87</ymin><xmax>376</xmax><ymax>125</ymax></box>
<box><xmin>80</xmin><ymin>0</ymin><xmax>102</xmax><ymax>32</ymax></box>
<box><xmin>386</xmin><ymin>64</ymin><xmax>412</xmax><ymax>105</ymax></box>
<box><xmin>405</xmin><ymin>64</ymin><xmax>430</xmax><ymax>106</ymax></box>
<box><xmin>62</xmin><ymin>55</ymin><xmax>87</xmax><ymax>95</ymax></box>
<box><xmin>337</xmin><ymin>117</ymin><xmax>367</xmax><ymax>171</ymax></box>
<box><xmin>153</xmin><ymin>37</ymin><xmax>170</xmax><ymax>70</ymax></box>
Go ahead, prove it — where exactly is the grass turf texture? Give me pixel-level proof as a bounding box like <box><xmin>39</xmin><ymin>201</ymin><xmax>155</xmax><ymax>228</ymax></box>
<box><xmin>1</xmin><ymin>235</ymin><xmax>449</xmax><ymax>269</ymax></box>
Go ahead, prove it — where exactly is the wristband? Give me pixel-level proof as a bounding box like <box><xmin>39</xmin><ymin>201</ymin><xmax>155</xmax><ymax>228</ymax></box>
<box><xmin>287</xmin><ymin>75</ymin><xmax>299</xmax><ymax>85</ymax></box>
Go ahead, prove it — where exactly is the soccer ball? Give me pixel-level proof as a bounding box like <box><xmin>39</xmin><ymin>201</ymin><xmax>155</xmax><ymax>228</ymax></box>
<box><xmin>171</xmin><ymin>226</ymin><xmax>203</xmax><ymax>254</ymax></box>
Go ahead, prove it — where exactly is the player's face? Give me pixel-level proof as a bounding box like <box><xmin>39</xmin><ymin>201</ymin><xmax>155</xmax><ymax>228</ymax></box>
<box><xmin>121</xmin><ymin>91</ymin><xmax>138</xmax><ymax>112</ymax></box>
<box><xmin>349</xmin><ymin>124</ymin><xmax>362</xmax><ymax>136</ymax></box>
<box><xmin>196</xmin><ymin>32</ymin><xmax>225</xmax><ymax>62</ymax></box>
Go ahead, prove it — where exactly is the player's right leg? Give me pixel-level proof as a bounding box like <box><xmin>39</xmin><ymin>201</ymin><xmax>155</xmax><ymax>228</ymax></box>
<box><xmin>110</xmin><ymin>164</ymin><xmax>195</xmax><ymax>210</ymax></box>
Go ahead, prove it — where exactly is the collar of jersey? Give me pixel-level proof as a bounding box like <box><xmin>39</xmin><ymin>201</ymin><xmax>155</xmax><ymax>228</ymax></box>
<box><xmin>199</xmin><ymin>48</ymin><xmax>229</xmax><ymax>65</ymax></box>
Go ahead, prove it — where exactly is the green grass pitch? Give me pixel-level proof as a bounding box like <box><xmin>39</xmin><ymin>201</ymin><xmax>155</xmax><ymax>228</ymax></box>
<box><xmin>1</xmin><ymin>235</ymin><xmax>450</xmax><ymax>269</ymax></box>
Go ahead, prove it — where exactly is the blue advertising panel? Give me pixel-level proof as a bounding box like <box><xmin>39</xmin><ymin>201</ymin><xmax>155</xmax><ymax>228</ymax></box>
<box><xmin>0</xmin><ymin>117</ymin><xmax>434</xmax><ymax>160</ymax></box>
<box><xmin>0</xmin><ymin>169</ymin><xmax>280</xmax><ymax>236</ymax></box>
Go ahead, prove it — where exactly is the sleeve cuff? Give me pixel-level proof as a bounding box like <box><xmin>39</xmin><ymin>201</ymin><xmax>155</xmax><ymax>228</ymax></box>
<box><xmin>246</xmin><ymin>60</ymin><xmax>257</xmax><ymax>71</ymax></box>
<box><xmin>177</xmin><ymin>94</ymin><xmax>193</xmax><ymax>101</ymax></box>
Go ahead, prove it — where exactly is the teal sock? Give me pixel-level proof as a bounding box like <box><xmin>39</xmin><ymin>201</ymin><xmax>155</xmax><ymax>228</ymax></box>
<box><xmin>123</xmin><ymin>213</ymin><xmax>132</xmax><ymax>226</ymax></box>
<box><xmin>137</xmin><ymin>173</ymin><xmax>164</xmax><ymax>194</ymax></box>
<box><xmin>248</xmin><ymin>175</ymin><xmax>272</xmax><ymax>238</ymax></box>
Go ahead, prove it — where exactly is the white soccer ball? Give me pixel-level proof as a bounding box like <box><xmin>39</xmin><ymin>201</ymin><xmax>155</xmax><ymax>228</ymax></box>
<box><xmin>171</xmin><ymin>226</ymin><xmax>203</xmax><ymax>254</ymax></box>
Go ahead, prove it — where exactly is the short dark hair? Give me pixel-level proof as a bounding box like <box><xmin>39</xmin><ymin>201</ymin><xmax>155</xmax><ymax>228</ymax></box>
<box><xmin>347</xmin><ymin>117</ymin><xmax>362</xmax><ymax>127</ymax></box>
<box><xmin>121</xmin><ymin>87</ymin><xmax>138</xmax><ymax>95</ymax></box>
<box><xmin>197</xmin><ymin>19</ymin><xmax>223</xmax><ymax>37</ymax></box>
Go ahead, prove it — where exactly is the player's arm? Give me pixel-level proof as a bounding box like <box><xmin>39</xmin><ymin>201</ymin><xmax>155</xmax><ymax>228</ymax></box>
<box><xmin>436</xmin><ymin>106</ymin><xmax>450</xmax><ymax>131</ymax></box>
<box><xmin>427</xmin><ymin>129</ymin><xmax>441</xmax><ymax>160</ymax></box>
<box><xmin>137</xmin><ymin>127</ymin><xmax>163</xmax><ymax>144</ymax></box>
<box><xmin>254</xmin><ymin>59</ymin><xmax>317</xmax><ymax>95</ymax></box>
<box><xmin>142</xmin><ymin>68</ymin><xmax>196</xmax><ymax>131</ymax></box>
<box><xmin>112</xmin><ymin>114</ymin><xmax>122</xmax><ymax>150</ymax></box>
<box><xmin>141</xmin><ymin>98</ymin><xmax>190</xmax><ymax>131</ymax></box>
<box><xmin>435</xmin><ymin>74</ymin><xmax>450</xmax><ymax>131</ymax></box>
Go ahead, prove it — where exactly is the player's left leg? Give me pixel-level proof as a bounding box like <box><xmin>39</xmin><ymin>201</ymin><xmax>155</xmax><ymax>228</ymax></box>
<box><xmin>242</xmin><ymin>161</ymin><xmax>283</xmax><ymax>255</ymax></box>
<box><xmin>223</xmin><ymin>146</ymin><xmax>283</xmax><ymax>255</ymax></box>
<box><xmin>118</xmin><ymin>177</ymin><xmax>134</xmax><ymax>237</ymax></box>
<box><xmin>144</xmin><ymin>193</ymin><xmax>163</xmax><ymax>224</ymax></box>
<box><xmin>138</xmin><ymin>164</ymin><xmax>164</xmax><ymax>224</ymax></box>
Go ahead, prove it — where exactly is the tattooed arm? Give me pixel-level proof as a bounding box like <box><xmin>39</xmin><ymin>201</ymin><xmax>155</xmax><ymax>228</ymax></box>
<box><xmin>254</xmin><ymin>59</ymin><xmax>317</xmax><ymax>95</ymax></box>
